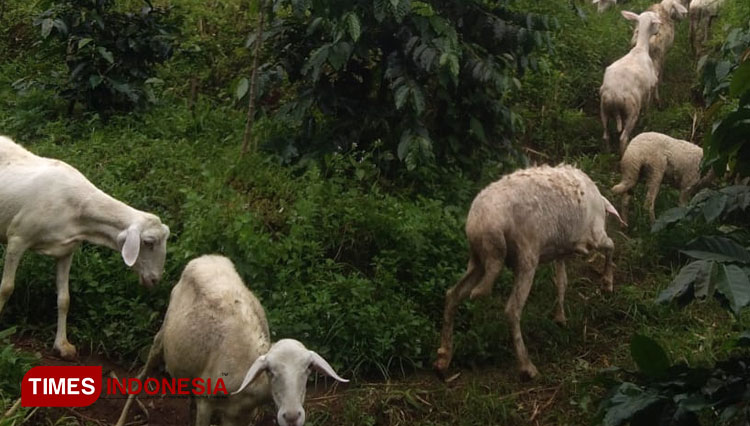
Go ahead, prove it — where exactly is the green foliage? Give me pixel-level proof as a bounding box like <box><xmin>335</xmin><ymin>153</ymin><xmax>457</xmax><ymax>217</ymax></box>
<box><xmin>250</xmin><ymin>0</ymin><xmax>555</xmax><ymax>171</ymax></box>
<box><xmin>597</xmin><ymin>335</ymin><xmax>750</xmax><ymax>426</ymax></box>
<box><xmin>0</xmin><ymin>327</ymin><xmax>38</xmax><ymax>397</ymax></box>
<box><xmin>33</xmin><ymin>0</ymin><xmax>178</xmax><ymax>112</ymax></box>
<box><xmin>701</xmin><ymin>22</ymin><xmax>750</xmax><ymax>178</ymax></box>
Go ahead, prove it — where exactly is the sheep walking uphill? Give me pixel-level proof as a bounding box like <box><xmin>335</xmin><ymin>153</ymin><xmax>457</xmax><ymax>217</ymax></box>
<box><xmin>689</xmin><ymin>0</ymin><xmax>726</xmax><ymax>53</ymax></box>
<box><xmin>434</xmin><ymin>165</ymin><xmax>624</xmax><ymax>381</ymax></box>
<box><xmin>630</xmin><ymin>0</ymin><xmax>688</xmax><ymax>103</ymax></box>
<box><xmin>611</xmin><ymin>132</ymin><xmax>713</xmax><ymax>225</ymax></box>
<box><xmin>116</xmin><ymin>255</ymin><xmax>348</xmax><ymax>426</ymax></box>
<box><xmin>0</xmin><ymin>136</ymin><xmax>169</xmax><ymax>360</ymax></box>
<box><xmin>600</xmin><ymin>10</ymin><xmax>662</xmax><ymax>154</ymax></box>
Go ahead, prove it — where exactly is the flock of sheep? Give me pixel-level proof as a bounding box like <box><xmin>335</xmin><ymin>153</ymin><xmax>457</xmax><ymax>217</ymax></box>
<box><xmin>0</xmin><ymin>0</ymin><xmax>727</xmax><ymax>424</ymax></box>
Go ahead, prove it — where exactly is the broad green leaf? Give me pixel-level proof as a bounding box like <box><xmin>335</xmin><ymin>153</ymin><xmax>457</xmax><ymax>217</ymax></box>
<box><xmin>78</xmin><ymin>38</ymin><xmax>93</xmax><ymax>49</ymax></box>
<box><xmin>602</xmin><ymin>382</ymin><xmax>665</xmax><ymax>426</ymax></box>
<box><xmin>630</xmin><ymin>334</ymin><xmax>670</xmax><ymax>378</ymax></box>
<box><xmin>235</xmin><ymin>77</ymin><xmax>249</xmax><ymax>100</ymax></box>
<box><xmin>703</xmin><ymin>193</ymin><xmax>728</xmax><ymax>223</ymax></box>
<box><xmin>97</xmin><ymin>47</ymin><xmax>114</xmax><ymax>64</ymax></box>
<box><xmin>328</xmin><ymin>42</ymin><xmax>352</xmax><ymax>70</ymax></box>
<box><xmin>397</xmin><ymin>131</ymin><xmax>412</xmax><ymax>161</ymax></box>
<box><xmin>656</xmin><ymin>260</ymin><xmax>714</xmax><ymax>304</ymax></box>
<box><xmin>681</xmin><ymin>236</ymin><xmax>750</xmax><ymax>263</ymax></box>
<box><xmin>41</xmin><ymin>18</ymin><xmax>54</xmax><ymax>38</ymax></box>
<box><xmin>715</xmin><ymin>264</ymin><xmax>750</xmax><ymax>315</ymax></box>
<box><xmin>729</xmin><ymin>61</ymin><xmax>750</xmax><ymax>98</ymax></box>
<box><xmin>89</xmin><ymin>75</ymin><xmax>103</xmax><ymax>88</ymax></box>
<box><xmin>394</xmin><ymin>84</ymin><xmax>409</xmax><ymax>110</ymax></box>
<box><xmin>733</xmin><ymin>330</ymin><xmax>750</xmax><ymax>347</ymax></box>
<box><xmin>651</xmin><ymin>206</ymin><xmax>688</xmax><ymax>232</ymax></box>
<box><xmin>469</xmin><ymin>116</ymin><xmax>487</xmax><ymax>143</ymax></box>
<box><xmin>345</xmin><ymin>13</ymin><xmax>361</xmax><ymax>42</ymax></box>
<box><xmin>410</xmin><ymin>85</ymin><xmax>425</xmax><ymax>115</ymax></box>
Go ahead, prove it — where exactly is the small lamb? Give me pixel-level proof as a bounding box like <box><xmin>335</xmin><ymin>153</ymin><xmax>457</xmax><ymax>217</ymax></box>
<box><xmin>600</xmin><ymin>10</ymin><xmax>662</xmax><ymax>154</ymax></box>
<box><xmin>116</xmin><ymin>255</ymin><xmax>348</xmax><ymax>426</ymax></box>
<box><xmin>611</xmin><ymin>131</ymin><xmax>713</xmax><ymax>224</ymax></box>
<box><xmin>434</xmin><ymin>164</ymin><xmax>624</xmax><ymax>381</ymax></box>
<box><xmin>630</xmin><ymin>0</ymin><xmax>688</xmax><ymax>103</ymax></box>
<box><xmin>0</xmin><ymin>136</ymin><xmax>169</xmax><ymax>360</ymax></box>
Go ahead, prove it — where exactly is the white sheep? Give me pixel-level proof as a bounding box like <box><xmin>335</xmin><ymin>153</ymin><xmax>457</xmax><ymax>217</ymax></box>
<box><xmin>600</xmin><ymin>10</ymin><xmax>662</xmax><ymax>154</ymax></box>
<box><xmin>115</xmin><ymin>255</ymin><xmax>348</xmax><ymax>426</ymax></box>
<box><xmin>434</xmin><ymin>164</ymin><xmax>624</xmax><ymax>381</ymax></box>
<box><xmin>689</xmin><ymin>0</ymin><xmax>725</xmax><ymax>53</ymax></box>
<box><xmin>611</xmin><ymin>131</ymin><xmax>713</xmax><ymax>224</ymax></box>
<box><xmin>593</xmin><ymin>0</ymin><xmax>618</xmax><ymax>13</ymax></box>
<box><xmin>0</xmin><ymin>136</ymin><xmax>169</xmax><ymax>360</ymax></box>
<box><xmin>630</xmin><ymin>0</ymin><xmax>689</xmax><ymax>103</ymax></box>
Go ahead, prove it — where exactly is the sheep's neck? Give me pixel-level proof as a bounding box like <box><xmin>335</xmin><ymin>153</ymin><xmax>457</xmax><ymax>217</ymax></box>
<box><xmin>634</xmin><ymin>20</ymin><xmax>653</xmax><ymax>51</ymax></box>
<box><xmin>78</xmin><ymin>190</ymin><xmax>143</xmax><ymax>250</ymax></box>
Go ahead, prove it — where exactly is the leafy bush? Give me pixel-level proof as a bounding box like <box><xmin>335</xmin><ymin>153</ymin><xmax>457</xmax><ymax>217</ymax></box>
<box><xmin>34</xmin><ymin>0</ymin><xmax>178</xmax><ymax>113</ymax></box>
<box><xmin>245</xmin><ymin>0</ymin><xmax>555</xmax><ymax>171</ymax></box>
<box><xmin>597</xmin><ymin>334</ymin><xmax>750</xmax><ymax>426</ymax></box>
<box><xmin>0</xmin><ymin>327</ymin><xmax>38</xmax><ymax>397</ymax></box>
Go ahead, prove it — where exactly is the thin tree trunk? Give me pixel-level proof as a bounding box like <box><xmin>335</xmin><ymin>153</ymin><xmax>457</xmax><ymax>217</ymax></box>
<box><xmin>241</xmin><ymin>0</ymin><xmax>266</xmax><ymax>156</ymax></box>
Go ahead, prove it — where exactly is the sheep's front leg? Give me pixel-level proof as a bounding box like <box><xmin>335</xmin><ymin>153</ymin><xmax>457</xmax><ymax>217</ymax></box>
<box><xmin>54</xmin><ymin>253</ymin><xmax>77</xmax><ymax>360</ymax></box>
<box><xmin>645</xmin><ymin>170</ymin><xmax>664</xmax><ymax>224</ymax></box>
<box><xmin>553</xmin><ymin>260</ymin><xmax>568</xmax><ymax>326</ymax></box>
<box><xmin>194</xmin><ymin>398</ymin><xmax>213</xmax><ymax>426</ymax></box>
<box><xmin>0</xmin><ymin>238</ymin><xmax>28</xmax><ymax>314</ymax></box>
<box><xmin>505</xmin><ymin>257</ymin><xmax>538</xmax><ymax>381</ymax></box>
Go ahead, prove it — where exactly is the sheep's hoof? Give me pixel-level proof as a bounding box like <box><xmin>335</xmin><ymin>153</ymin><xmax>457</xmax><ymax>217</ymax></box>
<box><xmin>54</xmin><ymin>341</ymin><xmax>77</xmax><ymax>361</ymax></box>
<box><xmin>434</xmin><ymin>349</ymin><xmax>452</xmax><ymax>381</ymax></box>
<box><xmin>519</xmin><ymin>364</ymin><xmax>539</xmax><ymax>382</ymax></box>
<box><xmin>554</xmin><ymin>314</ymin><xmax>567</xmax><ymax>327</ymax></box>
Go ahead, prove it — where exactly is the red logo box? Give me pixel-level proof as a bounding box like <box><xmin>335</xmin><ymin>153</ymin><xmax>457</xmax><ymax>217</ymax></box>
<box><xmin>22</xmin><ymin>366</ymin><xmax>101</xmax><ymax>407</ymax></box>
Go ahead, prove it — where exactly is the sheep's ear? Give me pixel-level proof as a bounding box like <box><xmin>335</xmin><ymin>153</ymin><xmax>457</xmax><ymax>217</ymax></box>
<box><xmin>309</xmin><ymin>351</ymin><xmax>349</xmax><ymax>383</ymax></box>
<box><xmin>161</xmin><ymin>224</ymin><xmax>170</xmax><ymax>238</ymax></box>
<box><xmin>621</xmin><ymin>10</ymin><xmax>639</xmax><ymax>21</ymax></box>
<box><xmin>234</xmin><ymin>355</ymin><xmax>268</xmax><ymax>395</ymax></box>
<box><xmin>673</xmin><ymin>2</ymin><xmax>687</xmax><ymax>18</ymax></box>
<box><xmin>592</xmin><ymin>0</ymin><xmax>600</xmax><ymax>4</ymax></box>
<box><xmin>602</xmin><ymin>196</ymin><xmax>627</xmax><ymax>227</ymax></box>
<box><xmin>118</xmin><ymin>226</ymin><xmax>141</xmax><ymax>267</ymax></box>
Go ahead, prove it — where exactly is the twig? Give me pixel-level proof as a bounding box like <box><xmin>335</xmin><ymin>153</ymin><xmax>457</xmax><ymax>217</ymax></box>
<box><xmin>241</xmin><ymin>0</ymin><xmax>267</xmax><ymax>155</ymax></box>
<box><xmin>523</xmin><ymin>146</ymin><xmax>550</xmax><ymax>159</ymax></box>
<box><xmin>529</xmin><ymin>385</ymin><xmax>561</xmax><ymax>422</ymax></box>
<box><xmin>62</xmin><ymin>407</ymin><xmax>107</xmax><ymax>426</ymax></box>
<box><xmin>690</xmin><ymin>111</ymin><xmax>699</xmax><ymax>142</ymax></box>
<box><xmin>1</xmin><ymin>398</ymin><xmax>21</xmax><ymax>419</ymax></box>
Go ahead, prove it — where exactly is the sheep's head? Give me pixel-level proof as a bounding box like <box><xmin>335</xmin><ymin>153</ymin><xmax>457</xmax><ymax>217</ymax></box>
<box><xmin>622</xmin><ymin>10</ymin><xmax>662</xmax><ymax>41</ymax></box>
<box><xmin>592</xmin><ymin>0</ymin><xmax>617</xmax><ymax>13</ymax></box>
<box><xmin>234</xmin><ymin>339</ymin><xmax>349</xmax><ymax>426</ymax></box>
<box><xmin>117</xmin><ymin>214</ymin><xmax>169</xmax><ymax>287</ymax></box>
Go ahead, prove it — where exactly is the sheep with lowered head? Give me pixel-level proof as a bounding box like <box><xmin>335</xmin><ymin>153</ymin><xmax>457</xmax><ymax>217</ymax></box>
<box><xmin>116</xmin><ymin>255</ymin><xmax>348</xmax><ymax>426</ymax></box>
<box><xmin>434</xmin><ymin>164</ymin><xmax>624</xmax><ymax>381</ymax></box>
<box><xmin>611</xmin><ymin>131</ymin><xmax>713</xmax><ymax>225</ymax></box>
<box><xmin>630</xmin><ymin>0</ymin><xmax>688</xmax><ymax>103</ymax></box>
<box><xmin>600</xmin><ymin>10</ymin><xmax>662</xmax><ymax>154</ymax></box>
<box><xmin>689</xmin><ymin>0</ymin><xmax>726</xmax><ymax>53</ymax></box>
<box><xmin>0</xmin><ymin>136</ymin><xmax>169</xmax><ymax>360</ymax></box>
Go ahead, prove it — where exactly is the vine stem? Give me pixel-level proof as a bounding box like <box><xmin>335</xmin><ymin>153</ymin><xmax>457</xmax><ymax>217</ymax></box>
<box><xmin>241</xmin><ymin>0</ymin><xmax>267</xmax><ymax>156</ymax></box>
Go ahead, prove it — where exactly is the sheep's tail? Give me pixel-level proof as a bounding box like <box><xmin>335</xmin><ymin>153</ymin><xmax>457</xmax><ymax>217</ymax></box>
<box><xmin>115</xmin><ymin>329</ymin><xmax>165</xmax><ymax>426</ymax></box>
<box><xmin>611</xmin><ymin>148</ymin><xmax>642</xmax><ymax>196</ymax></box>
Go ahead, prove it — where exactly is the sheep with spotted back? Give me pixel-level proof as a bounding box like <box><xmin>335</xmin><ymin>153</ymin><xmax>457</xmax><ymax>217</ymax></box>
<box><xmin>0</xmin><ymin>136</ymin><xmax>169</xmax><ymax>360</ymax></box>
<box><xmin>611</xmin><ymin>131</ymin><xmax>713</xmax><ymax>225</ymax></box>
<box><xmin>434</xmin><ymin>165</ymin><xmax>624</xmax><ymax>381</ymax></box>
<box><xmin>630</xmin><ymin>0</ymin><xmax>688</xmax><ymax>103</ymax></box>
<box><xmin>600</xmin><ymin>10</ymin><xmax>662</xmax><ymax>154</ymax></box>
<box><xmin>116</xmin><ymin>255</ymin><xmax>348</xmax><ymax>426</ymax></box>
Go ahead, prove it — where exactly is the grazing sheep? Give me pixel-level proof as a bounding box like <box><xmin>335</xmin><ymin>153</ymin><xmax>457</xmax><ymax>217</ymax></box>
<box><xmin>593</xmin><ymin>0</ymin><xmax>618</xmax><ymax>13</ymax></box>
<box><xmin>630</xmin><ymin>0</ymin><xmax>689</xmax><ymax>103</ymax></box>
<box><xmin>434</xmin><ymin>165</ymin><xmax>624</xmax><ymax>381</ymax></box>
<box><xmin>689</xmin><ymin>0</ymin><xmax>725</xmax><ymax>53</ymax></box>
<box><xmin>0</xmin><ymin>136</ymin><xmax>169</xmax><ymax>360</ymax></box>
<box><xmin>611</xmin><ymin>132</ymin><xmax>713</xmax><ymax>224</ymax></box>
<box><xmin>116</xmin><ymin>255</ymin><xmax>348</xmax><ymax>426</ymax></box>
<box><xmin>600</xmin><ymin>11</ymin><xmax>662</xmax><ymax>154</ymax></box>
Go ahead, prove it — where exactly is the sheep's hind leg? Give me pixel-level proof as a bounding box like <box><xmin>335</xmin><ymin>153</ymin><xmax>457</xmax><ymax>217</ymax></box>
<box><xmin>598</xmin><ymin>236</ymin><xmax>615</xmax><ymax>292</ymax></box>
<box><xmin>0</xmin><ymin>238</ymin><xmax>27</xmax><ymax>315</ymax></box>
<box><xmin>644</xmin><ymin>169</ymin><xmax>664</xmax><ymax>224</ymax></box>
<box><xmin>54</xmin><ymin>253</ymin><xmax>76</xmax><ymax>360</ymax></box>
<box><xmin>505</xmin><ymin>256</ymin><xmax>539</xmax><ymax>380</ymax></box>
<box><xmin>553</xmin><ymin>260</ymin><xmax>568</xmax><ymax>325</ymax></box>
<box><xmin>435</xmin><ymin>258</ymin><xmax>483</xmax><ymax>375</ymax></box>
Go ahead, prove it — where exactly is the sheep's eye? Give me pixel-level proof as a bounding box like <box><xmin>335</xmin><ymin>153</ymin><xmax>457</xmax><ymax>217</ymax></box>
<box><xmin>144</xmin><ymin>239</ymin><xmax>156</xmax><ymax>249</ymax></box>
